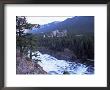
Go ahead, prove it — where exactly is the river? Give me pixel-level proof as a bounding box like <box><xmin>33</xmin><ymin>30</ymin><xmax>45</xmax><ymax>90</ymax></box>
<box><xmin>31</xmin><ymin>51</ymin><xmax>94</xmax><ymax>75</ymax></box>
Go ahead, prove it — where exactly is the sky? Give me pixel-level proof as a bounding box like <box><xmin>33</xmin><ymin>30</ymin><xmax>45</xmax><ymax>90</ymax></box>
<box><xmin>26</xmin><ymin>16</ymin><xmax>73</xmax><ymax>25</ymax></box>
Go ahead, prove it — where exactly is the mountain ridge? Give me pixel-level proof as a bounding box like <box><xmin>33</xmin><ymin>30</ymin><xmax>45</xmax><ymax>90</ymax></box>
<box><xmin>29</xmin><ymin>16</ymin><xmax>94</xmax><ymax>34</ymax></box>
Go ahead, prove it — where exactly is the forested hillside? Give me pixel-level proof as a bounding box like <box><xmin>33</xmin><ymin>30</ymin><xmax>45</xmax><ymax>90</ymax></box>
<box><xmin>16</xmin><ymin>16</ymin><xmax>94</xmax><ymax>74</ymax></box>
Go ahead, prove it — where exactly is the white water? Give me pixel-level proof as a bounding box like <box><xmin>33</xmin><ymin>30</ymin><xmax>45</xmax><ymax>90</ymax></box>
<box><xmin>31</xmin><ymin>51</ymin><xmax>94</xmax><ymax>75</ymax></box>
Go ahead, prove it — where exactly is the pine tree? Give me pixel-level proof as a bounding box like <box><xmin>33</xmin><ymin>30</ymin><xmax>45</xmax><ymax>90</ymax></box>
<box><xmin>16</xmin><ymin>16</ymin><xmax>40</xmax><ymax>58</ymax></box>
<box><xmin>16</xmin><ymin>16</ymin><xmax>27</xmax><ymax>57</ymax></box>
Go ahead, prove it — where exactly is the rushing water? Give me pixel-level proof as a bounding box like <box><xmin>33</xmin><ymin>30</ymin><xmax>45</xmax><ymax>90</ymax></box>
<box><xmin>31</xmin><ymin>51</ymin><xmax>94</xmax><ymax>75</ymax></box>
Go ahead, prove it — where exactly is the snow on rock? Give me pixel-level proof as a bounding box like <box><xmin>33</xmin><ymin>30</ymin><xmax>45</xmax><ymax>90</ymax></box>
<box><xmin>32</xmin><ymin>51</ymin><xmax>94</xmax><ymax>75</ymax></box>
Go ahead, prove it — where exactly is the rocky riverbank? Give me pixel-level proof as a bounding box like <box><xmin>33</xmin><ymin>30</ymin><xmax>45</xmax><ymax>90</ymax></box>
<box><xmin>37</xmin><ymin>47</ymin><xmax>94</xmax><ymax>66</ymax></box>
<box><xmin>16</xmin><ymin>50</ymin><xmax>47</xmax><ymax>74</ymax></box>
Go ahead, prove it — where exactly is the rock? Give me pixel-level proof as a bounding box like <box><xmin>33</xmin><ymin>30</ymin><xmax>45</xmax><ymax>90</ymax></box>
<box><xmin>53</xmin><ymin>48</ymin><xmax>77</xmax><ymax>61</ymax></box>
<box><xmin>34</xmin><ymin>63</ymin><xmax>47</xmax><ymax>74</ymax></box>
<box><xmin>63</xmin><ymin>71</ymin><xmax>70</xmax><ymax>74</ymax></box>
<box><xmin>16</xmin><ymin>50</ymin><xmax>47</xmax><ymax>74</ymax></box>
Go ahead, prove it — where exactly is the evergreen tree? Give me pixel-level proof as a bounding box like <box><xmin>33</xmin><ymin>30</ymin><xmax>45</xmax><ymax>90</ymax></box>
<box><xmin>16</xmin><ymin>16</ymin><xmax>40</xmax><ymax>59</ymax></box>
<box><xmin>16</xmin><ymin>16</ymin><xmax>27</xmax><ymax>57</ymax></box>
